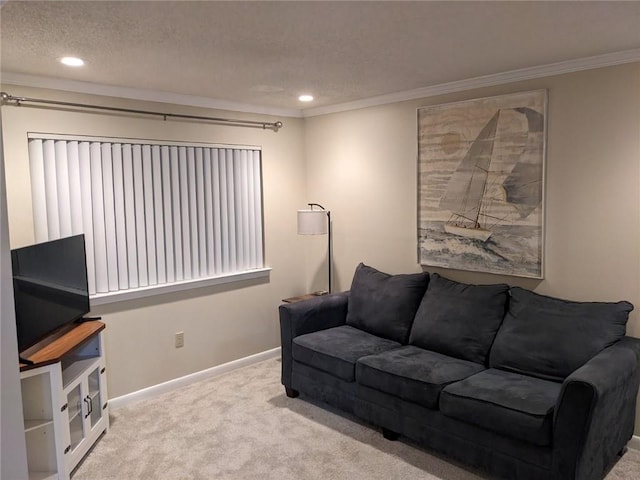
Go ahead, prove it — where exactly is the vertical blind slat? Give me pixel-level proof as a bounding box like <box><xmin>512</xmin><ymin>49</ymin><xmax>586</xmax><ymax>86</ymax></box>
<box><xmin>111</xmin><ymin>144</ymin><xmax>129</xmax><ymax>289</ymax></box>
<box><xmin>241</xmin><ymin>150</ymin><xmax>250</xmax><ymax>271</ymax></box>
<box><xmin>142</xmin><ymin>145</ymin><xmax>157</xmax><ymax>286</ymax></box>
<box><xmin>161</xmin><ymin>146</ymin><xmax>175</xmax><ymax>283</ymax></box>
<box><xmin>234</xmin><ymin>151</ymin><xmax>244</xmax><ymax>270</ymax></box>
<box><xmin>203</xmin><ymin>149</ymin><xmax>215</xmax><ymax>275</ymax></box>
<box><xmin>90</xmin><ymin>142</ymin><xmax>108</xmax><ymax>293</ymax></box>
<box><xmin>179</xmin><ymin>147</ymin><xmax>191</xmax><ymax>280</ymax></box>
<box><xmin>218</xmin><ymin>149</ymin><xmax>229</xmax><ymax>273</ymax></box>
<box><xmin>170</xmin><ymin>146</ymin><xmax>183</xmax><ymax>282</ymax></box>
<box><xmin>247</xmin><ymin>150</ymin><xmax>257</xmax><ymax>269</ymax></box>
<box><xmin>43</xmin><ymin>140</ymin><xmax>61</xmax><ymax>240</ymax></box>
<box><xmin>152</xmin><ymin>145</ymin><xmax>166</xmax><ymax>284</ymax></box>
<box><xmin>253</xmin><ymin>151</ymin><xmax>264</xmax><ymax>267</ymax></box>
<box><xmin>226</xmin><ymin>149</ymin><xmax>236</xmax><ymax>272</ymax></box>
<box><xmin>195</xmin><ymin>148</ymin><xmax>207</xmax><ymax>275</ymax></box>
<box><xmin>101</xmin><ymin>143</ymin><xmax>119</xmax><ymax>291</ymax></box>
<box><xmin>212</xmin><ymin>149</ymin><xmax>222</xmax><ymax>275</ymax></box>
<box><xmin>27</xmin><ymin>137</ymin><xmax>263</xmax><ymax>297</ymax></box>
<box><xmin>132</xmin><ymin>145</ymin><xmax>148</xmax><ymax>287</ymax></box>
<box><xmin>54</xmin><ymin>141</ymin><xmax>72</xmax><ymax>238</ymax></box>
<box><xmin>78</xmin><ymin>142</ymin><xmax>96</xmax><ymax>295</ymax></box>
<box><xmin>28</xmin><ymin>139</ymin><xmax>48</xmax><ymax>242</ymax></box>
<box><xmin>187</xmin><ymin>147</ymin><xmax>199</xmax><ymax>278</ymax></box>
<box><xmin>122</xmin><ymin>144</ymin><xmax>138</xmax><ymax>288</ymax></box>
<box><xmin>66</xmin><ymin>142</ymin><xmax>84</xmax><ymax>235</ymax></box>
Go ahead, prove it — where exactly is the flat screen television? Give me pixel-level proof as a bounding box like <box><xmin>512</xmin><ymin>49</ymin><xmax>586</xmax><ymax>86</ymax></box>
<box><xmin>11</xmin><ymin>234</ymin><xmax>90</xmax><ymax>354</ymax></box>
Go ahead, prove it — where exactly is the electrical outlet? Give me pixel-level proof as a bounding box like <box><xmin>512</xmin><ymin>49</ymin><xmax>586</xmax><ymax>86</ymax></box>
<box><xmin>175</xmin><ymin>331</ymin><xmax>184</xmax><ymax>348</ymax></box>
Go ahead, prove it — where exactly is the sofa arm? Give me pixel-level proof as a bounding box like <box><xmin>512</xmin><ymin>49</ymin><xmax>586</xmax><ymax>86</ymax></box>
<box><xmin>552</xmin><ymin>336</ymin><xmax>640</xmax><ymax>480</ymax></box>
<box><xmin>279</xmin><ymin>292</ymin><xmax>349</xmax><ymax>388</ymax></box>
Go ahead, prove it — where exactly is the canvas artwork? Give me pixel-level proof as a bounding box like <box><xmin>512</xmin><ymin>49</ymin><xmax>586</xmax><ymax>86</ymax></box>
<box><xmin>418</xmin><ymin>90</ymin><xmax>546</xmax><ymax>278</ymax></box>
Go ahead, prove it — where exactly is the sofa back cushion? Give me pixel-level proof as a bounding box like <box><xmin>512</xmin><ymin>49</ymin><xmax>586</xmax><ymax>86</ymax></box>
<box><xmin>489</xmin><ymin>287</ymin><xmax>634</xmax><ymax>381</ymax></box>
<box><xmin>346</xmin><ymin>263</ymin><xmax>429</xmax><ymax>343</ymax></box>
<box><xmin>409</xmin><ymin>274</ymin><xmax>509</xmax><ymax>364</ymax></box>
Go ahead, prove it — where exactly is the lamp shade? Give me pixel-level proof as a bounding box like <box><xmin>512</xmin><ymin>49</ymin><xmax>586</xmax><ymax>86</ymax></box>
<box><xmin>297</xmin><ymin>209</ymin><xmax>328</xmax><ymax>235</ymax></box>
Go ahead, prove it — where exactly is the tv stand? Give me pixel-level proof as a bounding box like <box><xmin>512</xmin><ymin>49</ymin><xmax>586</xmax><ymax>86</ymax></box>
<box><xmin>19</xmin><ymin>355</ymin><xmax>35</xmax><ymax>365</ymax></box>
<box><xmin>19</xmin><ymin>321</ymin><xmax>108</xmax><ymax>480</ymax></box>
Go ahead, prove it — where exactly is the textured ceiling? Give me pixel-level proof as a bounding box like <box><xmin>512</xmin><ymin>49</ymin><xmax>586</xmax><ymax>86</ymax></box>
<box><xmin>1</xmin><ymin>1</ymin><xmax>639</xmax><ymax>114</ymax></box>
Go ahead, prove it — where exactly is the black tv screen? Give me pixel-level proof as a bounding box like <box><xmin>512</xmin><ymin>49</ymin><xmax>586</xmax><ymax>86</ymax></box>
<box><xmin>11</xmin><ymin>234</ymin><xmax>90</xmax><ymax>353</ymax></box>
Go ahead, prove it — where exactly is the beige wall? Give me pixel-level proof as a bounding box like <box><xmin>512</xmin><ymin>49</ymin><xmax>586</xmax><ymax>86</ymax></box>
<box><xmin>3</xmin><ymin>62</ymin><xmax>640</xmax><ymax>433</ymax></box>
<box><xmin>304</xmin><ymin>63</ymin><xmax>640</xmax><ymax>431</ymax></box>
<box><xmin>1</xmin><ymin>86</ymin><xmax>308</xmax><ymax>398</ymax></box>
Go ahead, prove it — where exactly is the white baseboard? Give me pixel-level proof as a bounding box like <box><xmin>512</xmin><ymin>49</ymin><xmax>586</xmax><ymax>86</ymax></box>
<box><xmin>628</xmin><ymin>435</ymin><xmax>640</xmax><ymax>451</ymax></box>
<box><xmin>109</xmin><ymin>347</ymin><xmax>281</xmax><ymax>410</ymax></box>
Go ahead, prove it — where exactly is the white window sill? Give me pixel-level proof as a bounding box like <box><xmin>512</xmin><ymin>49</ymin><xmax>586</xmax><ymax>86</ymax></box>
<box><xmin>90</xmin><ymin>267</ymin><xmax>271</xmax><ymax>306</ymax></box>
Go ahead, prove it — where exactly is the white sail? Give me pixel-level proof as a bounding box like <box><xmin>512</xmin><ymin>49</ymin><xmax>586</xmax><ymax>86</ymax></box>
<box><xmin>440</xmin><ymin>110</ymin><xmax>500</xmax><ymax>240</ymax></box>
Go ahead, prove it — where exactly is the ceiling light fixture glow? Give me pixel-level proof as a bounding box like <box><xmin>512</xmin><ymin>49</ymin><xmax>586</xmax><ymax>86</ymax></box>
<box><xmin>60</xmin><ymin>56</ymin><xmax>85</xmax><ymax>67</ymax></box>
<box><xmin>298</xmin><ymin>94</ymin><xmax>314</xmax><ymax>102</ymax></box>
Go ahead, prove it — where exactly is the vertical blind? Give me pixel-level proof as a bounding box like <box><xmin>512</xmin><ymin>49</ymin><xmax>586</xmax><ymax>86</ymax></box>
<box><xmin>28</xmin><ymin>135</ymin><xmax>264</xmax><ymax>296</ymax></box>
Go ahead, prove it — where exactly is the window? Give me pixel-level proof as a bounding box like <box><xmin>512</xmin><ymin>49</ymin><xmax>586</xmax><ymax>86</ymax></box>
<box><xmin>27</xmin><ymin>134</ymin><xmax>267</xmax><ymax>304</ymax></box>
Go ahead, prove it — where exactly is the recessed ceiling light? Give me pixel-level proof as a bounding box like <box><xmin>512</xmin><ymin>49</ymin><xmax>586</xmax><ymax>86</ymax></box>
<box><xmin>60</xmin><ymin>56</ymin><xmax>85</xmax><ymax>67</ymax></box>
<box><xmin>298</xmin><ymin>94</ymin><xmax>314</xmax><ymax>102</ymax></box>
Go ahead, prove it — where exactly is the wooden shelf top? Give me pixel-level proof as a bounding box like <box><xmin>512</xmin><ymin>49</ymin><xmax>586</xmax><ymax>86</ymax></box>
<box><xmin>20</xmin><ymin>321</ymin><xmax>105</xmax><ymax>372</ymax></box>
<box><xmin>282</xmin><ymin>292</ymin><xmax>328</xmax><ymax>303</ymax></box>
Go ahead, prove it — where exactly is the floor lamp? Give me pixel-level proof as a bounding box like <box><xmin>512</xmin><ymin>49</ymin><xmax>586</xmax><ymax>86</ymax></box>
<box><xmin>297</xmin><ymin>203</ymin><xmax>332</xmax><ymax>294</ymax></box>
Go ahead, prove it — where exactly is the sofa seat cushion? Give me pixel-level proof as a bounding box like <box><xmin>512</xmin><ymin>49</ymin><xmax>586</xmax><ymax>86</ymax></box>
<box><xmin>356</xmin><ymin>346</ymin><xmax>486</xmax><ymax>409</ymax></box>
<box><xmin>490</xmin><ymin>287</ymin><xmax>634</xmax><ymax>381</ymax></box>
<box><xmin>440</xmin><ymin>369</ymin><xmax>562</xmax><ymax>447</ymax></box>
<box><xmin>409</xmin><ymin>274</ymin><xmax>509</xmax><ymax>364</ymax></box>
<box><xmin>346</xmin><ymin>263</ymin><xmax>429</xmax><ymax>343</ymax></box>
<box><xmin>292</xmin><ymin>325</ymin><xmax>401</xmax><ymax>381</ymax></box>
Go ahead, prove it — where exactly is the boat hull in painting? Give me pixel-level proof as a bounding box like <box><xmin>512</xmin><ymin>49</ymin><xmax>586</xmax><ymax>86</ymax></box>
<box><xmin>444</xmin><ymin>223</ymin><xmax>492</xmax><ymax>242</ymax></box>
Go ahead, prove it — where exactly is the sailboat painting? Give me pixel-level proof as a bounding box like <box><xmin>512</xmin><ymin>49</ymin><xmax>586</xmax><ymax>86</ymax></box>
<box><xmin>418</xmin><ymin>90</ymin><xmax>546</xmax><ymax>278</ymax></box>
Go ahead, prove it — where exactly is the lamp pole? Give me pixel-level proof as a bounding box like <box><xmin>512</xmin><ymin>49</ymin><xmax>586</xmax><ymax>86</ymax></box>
<box><xmin>327</xmin><ymin>210</ymin><xmax>332</xmax><ymax>293</ymax></box>
<box><xmin>307</xmin><ymin>203</ymin><xmax>332</xmax><ymax>293</ymax></box>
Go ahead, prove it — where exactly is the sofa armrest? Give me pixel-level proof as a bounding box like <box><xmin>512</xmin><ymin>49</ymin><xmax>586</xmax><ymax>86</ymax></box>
<box><xmin>279</xmin><ymin>292</ymin><xmax>349</xmax><ymax>388</ymax></box>
<box><xmin>552</xmin><ymin>336</ymin><xmax>640</xmax><ymax>480</ymax></box>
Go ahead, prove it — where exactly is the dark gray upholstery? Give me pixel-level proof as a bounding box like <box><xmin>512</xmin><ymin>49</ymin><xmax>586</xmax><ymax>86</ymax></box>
<box><xmin>279</xmin><ymin>292</ymin><xmax>349</xmax><ymax>387</ymax></box>
<box><xmin>553</xmin><ymin>338</ymin><xmax>640</xmax><ymax>480</ymax></box>
<box><xmin>490</xmin><ymin>287</ymin><xmax>634</xmax><ymax>381</ymax></box>
<box><xmin>292</xmin><ymin>325</ymin><xmax>400</xmax><ymax>381</ymax></box>
<box><xmin>346</xmin><ymin>263</ymin><xmax>429</xmax><ymax>343</ymax></box>
<box><xmin>409</xmin><ymin>274</ymin><xmax>509</xmax><ymax>364</ymax></box>
<box><xmin>356</xmin><ymin>346</ymin><xmax>485</xmax><ymax>409</ymax></box>
<box><xmin>279</xmin><ymin>270</ymin><xmax>640</xmax><ymax>480</ymax></box>
<box><xmin>440</xmin><ymin>369</ymin><xmax>562</xmax><ymax>446</ymax></box>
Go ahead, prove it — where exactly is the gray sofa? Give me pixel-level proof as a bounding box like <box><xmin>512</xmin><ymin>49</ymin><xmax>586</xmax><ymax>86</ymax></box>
<box><xmin>279</xmin><ymin>263</ymin><xmax>640</xmax><ymax>480</ymax></box>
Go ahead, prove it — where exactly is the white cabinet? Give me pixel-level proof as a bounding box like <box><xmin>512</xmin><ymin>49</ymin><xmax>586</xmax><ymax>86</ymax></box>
<box><xmin>20</xmin><ymin>323</ymin><xmax>108</xmax><ymax>480</ymax></box>
<box><xmin>20</xmin><ymin>365</ymin><xmax>67</xmax><ymax>480</ymax></box>
<box><xmin>61</xmin><ymin>338</ymin><xmax>108</xmax><ymax>473</ymax></box>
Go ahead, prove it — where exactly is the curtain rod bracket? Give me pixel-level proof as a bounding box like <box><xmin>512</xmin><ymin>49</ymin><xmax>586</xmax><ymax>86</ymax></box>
<box><xmin>0</xmin><ymin>91</ymin><xmax>283</xmax><ymax>132</ymax></box>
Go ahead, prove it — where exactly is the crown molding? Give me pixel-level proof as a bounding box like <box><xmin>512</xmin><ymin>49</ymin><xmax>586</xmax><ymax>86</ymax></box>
<box><xmin>0</xmin><ymin>72</ymin><xmax>304</xmax><ymax>118</ymax></box>
<box><xmin>302</xmin><ymin>48</ymin><xmax>640</xmax><ymax>117</ymax></box>
<box><xmin>2</xmin><ymin>49</ymin><xmax>638</xmax><ymax>120</ymax></box>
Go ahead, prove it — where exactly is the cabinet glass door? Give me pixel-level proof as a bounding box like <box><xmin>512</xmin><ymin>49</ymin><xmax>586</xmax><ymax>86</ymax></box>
<box><xmin>66</xmin><ymin>384</ymin><xmax>84</xmax><ymax>453</ymax></box>
<box><xmin>87</xmin><ymin>367</ymin><xmax>103</xmax><ymax>428</ymax></box>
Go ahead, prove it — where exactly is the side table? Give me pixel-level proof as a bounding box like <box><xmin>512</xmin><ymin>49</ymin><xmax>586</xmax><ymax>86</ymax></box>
<box><xmin>282</xmin><ymin>291</ymin><xmax>328</xmax><ymax>303</ymax></box>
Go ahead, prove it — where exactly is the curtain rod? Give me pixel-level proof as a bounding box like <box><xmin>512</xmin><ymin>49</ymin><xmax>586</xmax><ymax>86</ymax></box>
<box><xmin>0</xmin><ymin>91</ymin><xmax>283</xmax><ymax>132</ymax></box>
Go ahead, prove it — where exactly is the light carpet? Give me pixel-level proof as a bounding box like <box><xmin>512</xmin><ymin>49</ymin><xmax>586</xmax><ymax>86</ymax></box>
<box><xmin>72</xmin><ymin>358</ymin><xmax>640</xmax><ymax>480</ymax></box>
